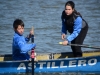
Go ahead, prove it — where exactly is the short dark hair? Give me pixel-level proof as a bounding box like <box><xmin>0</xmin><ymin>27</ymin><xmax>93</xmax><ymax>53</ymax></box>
<box><xmin>65</xmin><ymin>1</ymin><xmax>75</xmax><ymax>9</ymax></box>
<box><xmin>13</xmin><ymin>19</ymin><xmax>24</xmax><ymax>29</ymax></box>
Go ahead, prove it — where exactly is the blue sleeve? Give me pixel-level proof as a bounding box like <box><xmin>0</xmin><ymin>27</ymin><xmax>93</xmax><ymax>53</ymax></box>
<box><xmin>61</xmin><ymin>19</ymin><xmax>67</xmax><ymax>34</ymax></box>
<box><xmin>25</xmin><ymin>37</ymin><xmax>30</xmax><ymax>42</ymax></box>
<box><xmin>67</xmin><ymin>17</ymin><xmax>82</xmax><ymax>42</ymax></box>
<box><xmin>16</xmin><ymin>37</ymin><xmax>36</xmax><ymax>53</ymax></box>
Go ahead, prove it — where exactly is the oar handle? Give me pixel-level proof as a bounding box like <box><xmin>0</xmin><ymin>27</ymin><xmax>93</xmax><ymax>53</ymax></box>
<box><xmin>31</xmin><ymin>35</ymin><xmax>34</xmax><ymax>43</ymax></box>
<box><xmin>59</xmin><ymin>42</ymin><xmax>100</xmax><ymax>49</ymax></box>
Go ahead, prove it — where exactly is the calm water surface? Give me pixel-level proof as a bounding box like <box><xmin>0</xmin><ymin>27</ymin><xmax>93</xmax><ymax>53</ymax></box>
<box><xmin>0</xmin><ymin>0</ymin><xmax>100</xmax><ymax>75</ymax></box>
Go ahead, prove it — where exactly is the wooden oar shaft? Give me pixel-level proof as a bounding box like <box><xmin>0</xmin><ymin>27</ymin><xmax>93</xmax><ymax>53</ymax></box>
<box><xmin>31</xmin><ymin>26</ymin><xmax>34</xmax><ymax>42</ymax></box>
<box><xmin>59</xmin><ymin>42</ymin><xmax>100</xmax><ymax>49</ymax></box>
<box><xmin>68</xmin><ymin>44</ymin><xmax>100</xmax><ymax>49</ymax></box>
<box><xmin>31</xmin><ymin>35</ymin><xmax>34</xmax><ymax>43</ymax></box>
<box><xmin>31</xmin><ymin>26</ymin><xmax>34</xmax><ymax>75</ymax></box>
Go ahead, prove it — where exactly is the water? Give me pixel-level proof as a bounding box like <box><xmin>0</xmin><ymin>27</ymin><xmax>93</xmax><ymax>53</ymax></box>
<box><xmin>0</xmin><ymin>0</ymin><xmax>100</xmax><ymax>75</ymax></box>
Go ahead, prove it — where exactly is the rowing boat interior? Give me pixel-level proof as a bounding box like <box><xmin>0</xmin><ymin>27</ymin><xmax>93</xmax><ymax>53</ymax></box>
<box><xmin>0</xmin><ymin>50</ymin><xmax>100</xmax><ymax>61</ymax></box>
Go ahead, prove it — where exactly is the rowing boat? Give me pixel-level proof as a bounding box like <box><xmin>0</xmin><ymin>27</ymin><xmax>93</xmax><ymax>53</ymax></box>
<box><xmin>0</xmin><ymin>50</ymin><xmax>100</xmax><ymax>74</ymax></box>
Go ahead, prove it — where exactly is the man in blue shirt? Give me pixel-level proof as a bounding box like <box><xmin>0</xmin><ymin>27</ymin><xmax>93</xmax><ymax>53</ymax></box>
<box><xmin>12</xmin><ymin>19</ymin><xmax>36</xmax><ymax>60</ymax></box>
<box><xmin>61</xmin><ymin>1</ymin><xmax>88</xmax><ymax>57</ymax></box>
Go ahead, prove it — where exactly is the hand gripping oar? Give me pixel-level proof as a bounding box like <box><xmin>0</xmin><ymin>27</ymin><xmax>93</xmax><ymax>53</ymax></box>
<box><xmin>59</xmin><ymin>42</ymin><xmax>100</xmax><ymax>49</ymax></box>
<box><xmin>31</xmin><ymin>26</ymin><xmax>34</xmax><ymax>75</ymax></box>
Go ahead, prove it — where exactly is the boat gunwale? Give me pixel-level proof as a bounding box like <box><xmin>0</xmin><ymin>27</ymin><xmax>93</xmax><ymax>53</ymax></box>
<box><xmin>0</xmin><ymin>50</ymin><xmax>100</xmax><ymax>56</ymax></box>
<box><xmin>0</xmin><ymin>54</ymin><xmax>100</xmax><ymax>63</ymax></box>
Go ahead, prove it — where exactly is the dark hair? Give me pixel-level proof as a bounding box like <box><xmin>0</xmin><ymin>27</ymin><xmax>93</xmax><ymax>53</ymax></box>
<box><xmin>65</xmin><ymin>1</ymin><xmax>75</xmax><ymax>9</ymax></box>
<box><xmin>13</xmin><ymin>19</ymin><xmax>24</xmax><ymax>29</ymax></box>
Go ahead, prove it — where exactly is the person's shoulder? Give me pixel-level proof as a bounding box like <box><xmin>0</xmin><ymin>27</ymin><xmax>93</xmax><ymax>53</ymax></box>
<box><xmin>61</xmin><ymin>10</ymin><xmax>66</xmax><ymax>19</ymax></box>
<box><xmin>74</xmin><ymin>17</ymin><xmax>82</xmax><ymax>23</ymax></box>
<box><xmin>13</xmin><ymin>33</ymin><xmax>22</xmax><ymax>41</ymax></box>
<box><xmin>62</xmin><ymin>10</ymin><xmax>65</xmax><ymax>13</ymax></box>
<box><xmin>14</xmin><ymin>33</ymin><xmax>20</xmax><ymax>38</ymax></box>
<box><xmin>62</xmin><ymin>10</ymin><xmax>65</xmax><ymax>15</ymax></box>
<box><xmin>76</xmin><ymin>16</ymin><xmax>82</xmax><ymax>20</ymax></box>
<box><xmin>74</xmin><ymin>10</ymin><xmax>82</xmax><ymax>18</ymax></box>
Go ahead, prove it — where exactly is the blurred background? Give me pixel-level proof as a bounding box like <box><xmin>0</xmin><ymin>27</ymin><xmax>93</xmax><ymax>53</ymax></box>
<box><xmin>0</xmin><ymin>0</ymin><xmax>100</xmax><ymax>75</ymax></box>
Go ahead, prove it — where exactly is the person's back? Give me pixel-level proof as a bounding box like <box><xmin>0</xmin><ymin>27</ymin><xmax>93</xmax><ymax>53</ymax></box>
<box><xmin>12</xmin><ymin>19</ymin><xmax>36</xmax><ymax>60</ymax></box>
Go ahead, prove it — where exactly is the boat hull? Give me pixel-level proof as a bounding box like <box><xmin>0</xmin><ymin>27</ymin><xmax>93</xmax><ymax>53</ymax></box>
<box><xmin>0</xmin><ymin>55</ymin><xmax>100</xmax><ymax>73</ymax></box>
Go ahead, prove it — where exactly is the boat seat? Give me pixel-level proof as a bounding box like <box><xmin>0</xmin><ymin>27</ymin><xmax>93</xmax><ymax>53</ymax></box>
<box><xmin>0</xmin><ymin>54</ymin><xmax>12</xmax><ymax>61</ymax></box>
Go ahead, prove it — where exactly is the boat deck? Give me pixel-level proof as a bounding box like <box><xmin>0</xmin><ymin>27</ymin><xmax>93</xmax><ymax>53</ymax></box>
<box><xmin>0</xmin><ymin>50</ymin><xmax>100</xmax><ymax>61</ymax></box>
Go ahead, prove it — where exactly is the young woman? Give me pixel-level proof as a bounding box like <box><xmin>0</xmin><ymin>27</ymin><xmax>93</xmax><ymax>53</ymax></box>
<box><xmin>61</xmin><ymin>1</ymin><xmax>88</xmax><ymax>57</ymax></box>
<box><xmin>12</xmin><ymin>19</ymin><xmax>36</xmax><ymax>60</ymax></box>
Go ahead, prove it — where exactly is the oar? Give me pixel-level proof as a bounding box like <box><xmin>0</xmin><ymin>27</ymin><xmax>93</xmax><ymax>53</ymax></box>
<box><xmin>31</xmin><ymin>26</ymin><xmax>34</xmax><ymax>75</ymax></box>
<box><xmin>59</xmin><ymin>42</ymin><xmax>100</xmax><ymax>49</ymax></box>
